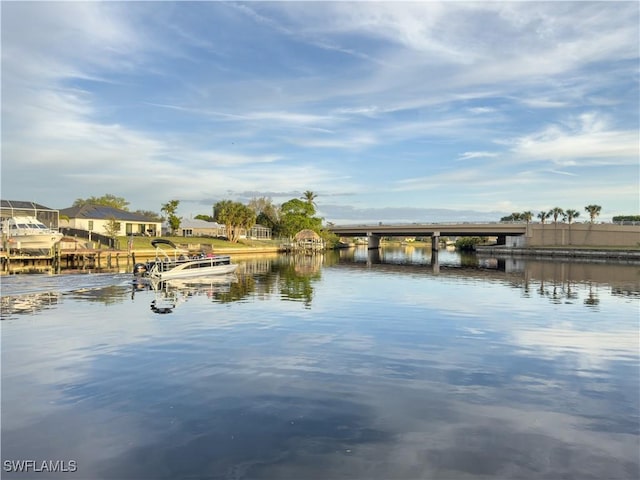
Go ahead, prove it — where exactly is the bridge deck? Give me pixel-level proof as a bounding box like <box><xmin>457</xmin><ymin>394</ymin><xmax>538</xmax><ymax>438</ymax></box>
<box><xmin>329</xmin><ymin>223</ymin><xmax>527</xmax><ymax>237</ymax></box>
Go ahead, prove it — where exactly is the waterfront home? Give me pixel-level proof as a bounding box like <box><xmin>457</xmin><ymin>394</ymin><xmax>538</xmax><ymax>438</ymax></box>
<box><xmin>60</xmin><ymin>204</ymin><xmax>162</xmax><ymax>237</ymax></box>
<box><xmin>173</xmin><ymin>218</ymin><xmax>227</xmax><ymax>238</ymax></box>
<box><xmin>173</xmin><ymin>218</ymin><xmax>272</xmax><ymax>240</ymax></box>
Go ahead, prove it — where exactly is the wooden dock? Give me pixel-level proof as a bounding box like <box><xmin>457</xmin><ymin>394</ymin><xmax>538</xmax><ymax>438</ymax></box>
<box><xmin>0</xmin><ymin>243</ymin><xmax>285</xmax><ymax>275</ymax></box>
<box><xmin>0</xmin><ymin>247</ymin><xmax>135</xmax><ymax>275</ymax></box>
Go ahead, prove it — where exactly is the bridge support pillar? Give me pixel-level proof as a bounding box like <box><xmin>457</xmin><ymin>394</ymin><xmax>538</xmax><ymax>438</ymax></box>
<box><xmin>431</xmin><ymin>249</ymin><xmax>440</xmax><ymax>274</ymax></box>
<box><xmin>367</xmin><ymin>249</ymin><xmax>381</xmax><ymax>266</ymax></box>
<box><xmin>367</xmin><ymin>233</ymin><xmax>381</xmax><ymax>249</ymax></box>
<box><xmin>431</xmin><ymin>231</ymin><xmax>440</xmax><ymax>251</ymax></box>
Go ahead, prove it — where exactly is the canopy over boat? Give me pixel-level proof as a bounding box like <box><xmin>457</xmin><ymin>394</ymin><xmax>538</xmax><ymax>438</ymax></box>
<box><xmin>151</xmin><ymin>238</ymin><xmax>178</xmax><ymax>249</ymax></box>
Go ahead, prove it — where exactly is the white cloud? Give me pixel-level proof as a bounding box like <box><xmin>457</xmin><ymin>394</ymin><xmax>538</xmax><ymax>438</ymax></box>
<box><xmin>510</xmin><ymin>113</ymin><xmax>639</xmax><ymax>166</ymax></box>
<box><xmin>1</xmin><ymin>2</ymin><xmax>638</xmax><ymax>219</ymax></box>
<box><xmin>457</xmin><ymin>151</ymin><xmax>499</xmax><ymax>161</ymax></box>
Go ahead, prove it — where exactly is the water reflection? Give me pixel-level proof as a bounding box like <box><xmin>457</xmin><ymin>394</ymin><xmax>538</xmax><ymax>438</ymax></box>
<box><xmin>1</xmin><ymin>250</ymin><xmax>638</xmax><ymax>479</ymax></box>
<box><xmin>1</xmin><ymin>291</ymin><xmax>60</xmax><ymax>317</ymax></box>
<box><xmin>128</xmin><ymin>255</ymin><xmax>327</xmax><ymax>314</ymax></box>
<box><xmin>2</xmin><ymin>250</ymin><xmax>638</xmax><ymax>318</ymax></box>
<box><xmin>336</xmin><ymin>246</ymin><xmax>640</xmax><ymax>307</ymax></box>
<box><xmin>131</xmin><ymin>274</ymin><xmax>239</xmax><ymax>314</ymax></box>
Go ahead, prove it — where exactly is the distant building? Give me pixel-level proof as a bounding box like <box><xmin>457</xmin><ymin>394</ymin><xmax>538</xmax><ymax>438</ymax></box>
<box><xmin>175</xmin><ymin>218</ymin><xmax>227</xmax><ymax>237</ymax></box>
<box><xmin>60</xmin><ymin>204</ymin><xmax>161</xmax><ymax>237</ymax></box>
<box><xmin>291</xmin><ymin>229</ymin><xmax>324</xmax><ymax>251</ymax></box>
<box><xmin>174</xmin><ymin>218</ymin><xmax>272</xmax><ymax>240</ymax></box>
<box><xmin>247</xmin><ymin>224</ymin><xmax>271</xmax><ymax>240</ymax></box>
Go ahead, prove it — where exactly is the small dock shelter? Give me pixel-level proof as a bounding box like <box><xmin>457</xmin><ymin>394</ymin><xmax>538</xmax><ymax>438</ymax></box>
<box><xmin>286</xmin><ymin>229</ymin><xmax>325</xmax><ymax>253</ymax></box>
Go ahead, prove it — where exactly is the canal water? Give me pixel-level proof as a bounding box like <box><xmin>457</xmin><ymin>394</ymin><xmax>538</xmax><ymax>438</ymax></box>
<box><xmin>1</xmin><ymin>248</ymin><xmax>638</xmax><ymax>479</ymax></box>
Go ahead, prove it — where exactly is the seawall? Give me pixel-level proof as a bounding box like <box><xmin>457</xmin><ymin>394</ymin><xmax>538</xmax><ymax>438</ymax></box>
<box><xmin>476</xmin><ymin>245</ymin><xmax>640</xmax><ymax>262</ymax></box>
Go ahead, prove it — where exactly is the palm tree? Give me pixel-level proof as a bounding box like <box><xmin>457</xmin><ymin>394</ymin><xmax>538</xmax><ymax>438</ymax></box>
<box><xmin>550</xmin><ymin>207</ymin><xmax>564</xmax><ymax>224</ymax></box>
<box><xmin>584</xmin><ymin>205</ymin><xmax>602</xmax><ymax>223</ymax></box>
<box><xmin>301</xmin><ymin>190</ymin><xmax>318</xmax><ymax>208</ymax></box>
<box><xmin>537</xmin><ymin>211</ymin><xmax>550</xmax><ymax>224</ymax></box>
<box><xmin>564</xmin><ymin>209</ymin><xmax>580</xmax><ymax>245</ymax></box>
<box><xmin>521</xmin><ymin>211</ymin><xmax>533</xmax><ymax>224</ymax></box>
<box><xmin>564</xmin><ymin>209</ymin><xmax>580</xmax><ymax>224</ymax></box>
<box><xmin>550</xmin><ymin>207</ymin><xmax>564</xmax><ymax>246</ymax></box>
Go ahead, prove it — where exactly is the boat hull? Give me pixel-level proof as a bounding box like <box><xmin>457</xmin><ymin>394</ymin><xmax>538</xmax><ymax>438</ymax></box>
<box><xmin>136</xmin><ymin>239</ymin><xmax>238</xmax><ymax>281</ymax></box>
<box><xmin>4</xmin><ymin>233</ymin><xmax>63</xmax><ymax>250</ymax></box>
<box><xmin>150</xmin><ymin>262</ymin><xmax>238</xmax><ymax>280</ymax></box>
<box><xmin>1</xmin><ymin>216</ymin><xmax>63</xmax><ymax>251</ymax></box>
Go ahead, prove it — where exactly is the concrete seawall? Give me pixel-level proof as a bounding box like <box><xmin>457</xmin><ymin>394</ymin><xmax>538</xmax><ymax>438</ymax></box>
<box><xmin>476</xmin><ymin>246</ymin><xmax>640</xmax><ymax>262</ymax></box>
<box><xmin>526</xmin><ymin>223</ymin><xmax>640</xmax><ymax>247</ymax></box>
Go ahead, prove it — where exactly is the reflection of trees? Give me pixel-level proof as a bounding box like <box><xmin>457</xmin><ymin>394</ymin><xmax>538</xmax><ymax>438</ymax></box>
<box><xmin>538</xmin><ymin>278</ymin><xmax>547</xmax><ymax>298</ymax></box>
<box><xmin>275</xmin><ymin>255</ymin><xmax>322</xmax><ymax>308</ymax></box>
<box><xmin>536</xmin><ymin>278</ymin><xmax>580</xmax><ymax>304</ymax></box>
<box><xmin>213</xmin><ymin>275</ymin><xmax>255</xmax><ymax>304</ymax></box>
<box><xmin>132</xmin><ymin>255</ymin><xmax>326</xmax><ymax>311</ymax></box>
<box><xmin>236</xmin><ymin>254</ymin><xmax>324</xmax><ymax>307</ymax></box>
<box><xmin>459</xmin><ymin>252</ymin><xmax>480</xmax><ymax>268</ymax></box>
<box><xmin>550</xmin><ymin>283</ymin><xmax>563</xmax><ymax>304</ymax></box>
<box><xmin>611</xmin><ymin>286</ymin><xmax>640</xmax><ymax>299</ymax></box>
<box><xmin>584</xmin><ymin>282</ymin><xmax>600</xmax><ymax>307</ymax></box>
<box><xmin>565</xmin><ymin>280</ymin><xmax>579</xmax><ymax>302</ymax></box>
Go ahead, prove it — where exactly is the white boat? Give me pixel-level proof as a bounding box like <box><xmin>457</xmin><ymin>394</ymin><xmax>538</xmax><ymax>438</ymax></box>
<box><xmin>0</xmin><ymin>216</ymin><xmax>63</xmax><ymax>251</ymax></box>
<box><xmin>133</xmin><ymin>239</ymin><xmax>238</xmax><ymax>280</ymax></box>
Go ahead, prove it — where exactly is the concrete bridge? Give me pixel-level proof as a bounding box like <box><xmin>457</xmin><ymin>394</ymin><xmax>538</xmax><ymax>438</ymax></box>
<box><xmin>328</xmin><ymin>222</ymin><xmax>526</xmax><ymax>249</ymax></box>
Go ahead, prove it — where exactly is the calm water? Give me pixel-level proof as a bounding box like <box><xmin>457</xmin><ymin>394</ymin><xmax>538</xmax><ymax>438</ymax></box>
<box><xmin>1</xmin><ymin>248</ymin><xmax>639</xmax><ymax>479</ymax></box>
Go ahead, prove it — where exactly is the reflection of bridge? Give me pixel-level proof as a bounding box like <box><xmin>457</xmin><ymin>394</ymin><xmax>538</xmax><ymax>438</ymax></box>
<box><xmin>328</xmin><ymin>223</ymin><xmax>527</xmax><ymax>249</ymax></box>
<box><xmin>333</xmin><ymin>248</ymin><xmax>640</xmax><ymax>291</ymax></box>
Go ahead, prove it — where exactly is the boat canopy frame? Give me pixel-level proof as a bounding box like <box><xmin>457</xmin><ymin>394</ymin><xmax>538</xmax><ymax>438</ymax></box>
<box><xmin>151</xmin><ymin>238</ymin><xmax>178</xmax><ymax>249</ymax></box>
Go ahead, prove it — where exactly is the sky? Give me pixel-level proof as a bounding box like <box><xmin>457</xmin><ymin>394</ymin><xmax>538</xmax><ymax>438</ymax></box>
<box><xmin>1</xmin><ymin>1</ymin><xmax>638</xmax><ymax>224</ymax></box>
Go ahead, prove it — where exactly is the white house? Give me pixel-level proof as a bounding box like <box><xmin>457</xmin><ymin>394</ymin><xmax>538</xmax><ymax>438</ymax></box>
<box><xmin>59</xmin><ymin>204</ymin><xmax>162</xmax><ymax>237</ymax></box>
<box><xmin>175</xmin><ymin>218</ymin><xmax>227</xmax><ymax>237</ymax></box>
<box><xmin>173</xmin><ymin>218</ymin><xmax>272</xmax><ymax>240</ymax></box>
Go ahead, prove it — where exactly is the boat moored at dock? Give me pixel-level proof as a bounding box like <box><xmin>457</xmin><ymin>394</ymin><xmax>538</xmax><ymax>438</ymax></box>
<box><xmin>0</xmin><ymin>216</ymin><xmax>63</xmax><ymax>252</ymax></box>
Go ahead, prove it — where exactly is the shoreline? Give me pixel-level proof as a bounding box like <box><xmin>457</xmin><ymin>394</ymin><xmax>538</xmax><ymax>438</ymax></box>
<box><xmin>475</xmin><ymin>245</ymin><xmax>640</xmax><ymax>261</ymax></box>
<box><xmin>3</xmin><ymin>244</ymin><xmax>640</xmax><ymax>275</ymax></box>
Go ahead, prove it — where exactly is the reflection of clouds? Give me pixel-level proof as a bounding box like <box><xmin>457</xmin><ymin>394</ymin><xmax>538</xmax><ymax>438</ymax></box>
<box><xmin>1</xmin><ymin>297</ymin><xmax>164</xmax><ymax>430</ymax></box>
<box><xmin>512</xmin><ymin>327</ymin><xmax>639</xmax><ymax>374</ymax></box>
<box><xmin>2</xmin><ymin>261</ymin><xmax>639</xmax><ymax>479</ymax></box>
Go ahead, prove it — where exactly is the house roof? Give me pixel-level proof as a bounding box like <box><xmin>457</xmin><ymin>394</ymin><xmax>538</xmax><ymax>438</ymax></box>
<box><xmin>294</xmin><ymin>229</ymin><xmax>321</xmax><ymax>240</ymax></box>
<box><xmin>179</xmin><ymin>218</ymin><xmax>224</xmax><ymax>229</ymax></box>
<box><xmin>1</xmin><ymin>199</ymin><xmax>58</xmax><ymax>213</ymax></box>
<box><xmin>60</xmin><ymin>204</ymin><xmax>160</xmax><ymax>222</ymax></box>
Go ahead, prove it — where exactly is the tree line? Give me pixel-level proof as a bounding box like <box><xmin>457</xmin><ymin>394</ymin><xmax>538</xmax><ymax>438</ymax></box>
<box><xmin>500</xmin><ymin>205</ymin><xmax>603</xmax><ymax>224</ymax></box>
<box><xmin>73</xmin><ymin>191</ymin><xmax>334</xmax><ymax>243</ymax></box>
<box><xmin>197</xmin><ymin>191</ymin><xmax>327</xmax><ymax>243</ymax></box>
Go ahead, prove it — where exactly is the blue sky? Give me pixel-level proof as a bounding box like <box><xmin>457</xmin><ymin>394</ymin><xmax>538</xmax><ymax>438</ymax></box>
<box><xmin>2</xmin><ymin>1</ymin><xmax>638</xmax><ymax>223</ymax></box>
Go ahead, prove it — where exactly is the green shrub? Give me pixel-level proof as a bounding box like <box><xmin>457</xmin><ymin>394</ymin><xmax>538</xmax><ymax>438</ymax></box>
<box><xmin>455</xmin><ymin>237</ymin><xmax>483</xmax><ymax>251</ymax></box>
